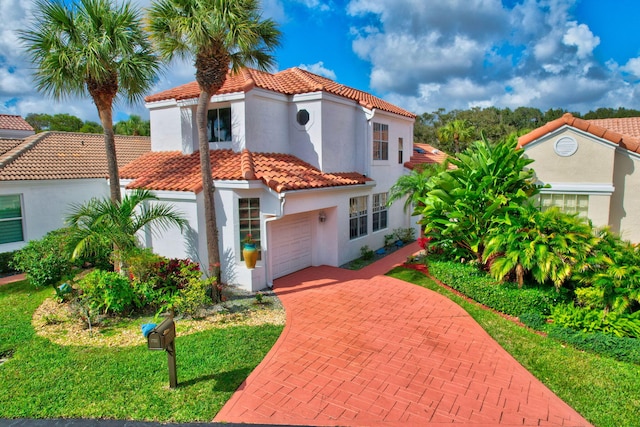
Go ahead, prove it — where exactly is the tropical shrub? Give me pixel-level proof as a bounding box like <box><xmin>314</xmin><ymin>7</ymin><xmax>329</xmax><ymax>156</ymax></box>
<box><xmin>78</xmin><ymin>270</ymin><xmax>137</xmax><ymax>315</ymax></box>
<box><xmin>519</xmin><ymin>311</ymin><xmax>548</xmax><ymax>331</ymax></box>
<box><xmin>11</xmin><ymin>228</ymin><xmax>78</xmax><ymax>288</ymax></box>
<box><xmin>173</xmin><ymin>276</ymin><xmax>214</xmax><ymax>317</ymax></box>
<box><xmin>360</xmin><ymin>246</ymin><xmax>374</xmax><ymax>261</ymax></box>
<box><xmin>551</xmin><ymin>304</ymin><xmax>640</xmax><ymax>338</ymax></box>
<box><xmin>419</xmin><ymin>135</ymin><xmax>541</xmax><ymax>265</ymax></box>
<box><xmin>483</xmin><ymin>205</ymin><xmax>596</xmax><ymax>288</ymax></box>
<box><xmin>393</xmin><ymin>227</ymin><xmax>416</xmax><ymax>243</ymax></box>
<box><xmin>66</xmin><ymin>189</ymin><xmax>186</xmax><ymax>270</ymax></box>
<box><xmin>573</xmin><ymin>228</ymin><xmax>640</xmax><ymax>314</ymax></box>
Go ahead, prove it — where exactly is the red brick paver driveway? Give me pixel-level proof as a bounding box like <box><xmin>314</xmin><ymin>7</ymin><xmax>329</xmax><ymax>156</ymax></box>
<box><xmin>215</xmin><ymin>243</ymin><xmax>591</xmax><ymax>426</ymax></box>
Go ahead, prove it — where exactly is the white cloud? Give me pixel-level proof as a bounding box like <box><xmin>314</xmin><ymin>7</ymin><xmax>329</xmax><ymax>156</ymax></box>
<box><xmin>292</xmin><ymin>0</ymin><xmax>331</xmax><ymax>12</ymax></box>
<box><xmin>345</xmin><ymin>0</ymin><xmax>639</xmax><ymax>114</ymax></box>
<box><xmin>298</xmin><ymin>61</ymin><xmax>337</xmax><ymax>80</ymax></box>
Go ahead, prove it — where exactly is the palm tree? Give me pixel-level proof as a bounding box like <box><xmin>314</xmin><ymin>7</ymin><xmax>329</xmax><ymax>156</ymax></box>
<box><xmin>114</xmin><ymin>115</ymin><xmax>149</xmax><ymax>136</ymax></box>
<box><xmin>21</xmin><ymin>0</ymin><xmax>160</xmax><ymax>202</ymax></box>
<box><xmin>437</xmin><ymin>119</ymin><xmax>475</xmax><ymax>153</ymax></box>
<box><xmin>147</xmin><ymin>0</ymin><xmax>281</xmax><ymax>285</ymax></box>
<box><xmin>387</xmin><ymin>163</ymin><xmax>447</xmax><ymax>213</ymax></box>
<box><xmin>66</xmin><ymin>189</ymin><xmax>187</xmax><ymax>271</ymax></box>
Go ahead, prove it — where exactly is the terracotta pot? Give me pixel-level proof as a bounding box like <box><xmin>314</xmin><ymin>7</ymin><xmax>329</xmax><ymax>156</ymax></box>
<box><xmin>243</xmin><ymin>243</ymin><xmax>258</xmax><ymax>269</ymax></box>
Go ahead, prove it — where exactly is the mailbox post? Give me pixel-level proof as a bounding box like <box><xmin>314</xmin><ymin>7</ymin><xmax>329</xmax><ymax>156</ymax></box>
<box><xmin>145</xmin><ymin>317</ymin><xmax>178</xmax><ymax>388</ymax></box>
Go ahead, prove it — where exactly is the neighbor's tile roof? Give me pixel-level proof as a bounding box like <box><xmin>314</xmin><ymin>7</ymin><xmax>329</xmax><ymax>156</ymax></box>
<box><xmin>120</xmin><ymin>149</ymin><xmax>371</xmax><ymax>193</ymax></box>
<box><xmin>587</xmin><ymin>117</ymin><xmax>640</xmax><ymax>139</ymax></box>
<box><xmin>518</xmin><ymin>113</ymin><xmax>640</xmax><ymax>154</ymax></box>
<box><xmin>0</xmin><ymin>139</ymin><xmax>23</xmax><ymax>156</ymax></box>
<box><xmin>404</xmin><ymin>143</ymin><xmax>450</xmax><ymax>170</ymax></box>
<box><xmin>146</xmin><ymin>67</ymin><xmax>416</xmax><ymax>119</ymax></box>
<box><xmin>0</xmin><ymin>114</ymin><xmax>33</xmax><ymax>131</ymax></box>
<box><xmin>0</xmin><ymin>132</ymin><xmax>150</xmax><ymax>181</ymax></box>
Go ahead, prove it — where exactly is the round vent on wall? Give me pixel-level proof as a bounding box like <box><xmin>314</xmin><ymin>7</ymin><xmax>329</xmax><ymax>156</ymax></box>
<box><xmin>554</xmin><ymin>136</ymin><xmax>578</xmax><ymax>157</ymax></box>
<box><xmin>296</xmin><ymin>109</ymin><xmax>310</xmax><ymax>126</ymax></box>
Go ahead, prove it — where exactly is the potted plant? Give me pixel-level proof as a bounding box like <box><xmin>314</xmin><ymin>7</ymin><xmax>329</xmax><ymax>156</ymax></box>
<box><xmin>242</xmin><ymin>233</ymin><xmax>258</xmax><ymax>269</ymax></box>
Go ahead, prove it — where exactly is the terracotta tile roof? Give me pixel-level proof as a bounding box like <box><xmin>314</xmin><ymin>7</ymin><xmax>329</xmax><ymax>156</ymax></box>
<box><xmin>121</xmin><ymin>148</ymin><xmax>371</xmax><ymax>193</ymax></box>
<box><xmin>587</xmin><ymin>117</ymin><xmax>640</xmax><ymax>139</ymax></box>
<box><xmin>0</xmin><ymin>114</ymin><xmax>33</xmax><ymax>131</ymax></box>
<box><xmin>0</xmin><ymin>132</ymin><xmax>150</xmax><ymax>181</ymax></box>
<box><xmin>145</xmin><ymin>67</ymin><xmax>415</xmax><ymax>119</ymax></box>
<box><xmin>0</xmin><ymin>139</ymin><xmax>23</xmax><ymax>156</ymax></box>
<box><xmin>404</xmin><ymin>143</ymin><xmax>450</xmax><ymax>170</ymax></box>
<box><xmin>517</xmin><ymin>113</ymin><xmax>640</xmax><ymax>154</ymax></box>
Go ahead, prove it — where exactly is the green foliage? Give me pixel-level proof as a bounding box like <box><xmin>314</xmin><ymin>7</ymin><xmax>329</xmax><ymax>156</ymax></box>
<box><xmin>66</xmin><ymin>189</ymin><xmax>187</xmax><ymax>268</ymax></box>
<box><xmin>484</xmin><ymin>205</ymin><xmax>596</xmax><ymax>288</ymax></box>
<box><xmin>393</xmin><ymin>227</ymin><xmax>416</xmax><ymax>243</ymax></box>
<box><xmin>437</xmin><ymin>119</ymin><xmax>475</xmax><ymax>153</ymax></box>
<box><xmin>419</xmin><ymin>135</ymin><xmax>540</xmax><ymax>264</ymax></box>
<box><xmin>428</xmin><ymin>259</ymin><xmax>566</xmax><ymax>316</ymax></box>
<box><xmin>551</xmin><ymin>304</ymin><xmax>640</xmax><ymax>338</ymax></box>
<box><xmin>114</xmin><ymin>114</ymin><xmax>150</xmax><ymax>136</ymax></box>
<box><xmin>548</xmin><ymin>325</ymin><xmax>640</xmax><ymax>365</ymax></box>
<box><xmin>387</xmin><ymin>164</ymin><xmax>447</xmax><ymax>213</ymax></box>
<box><xmin>0</xmin><ymin>251</ymin><xmax>17</xmax><ymax>275</ymax></box>
<box><xmin>360</xmin><ymin>245</ymin><xmax>374</xmax><ymax>261</ymax></box>
<box><xmin>573</xmin><ymin>228</ymin><xmax>640</xmax><ymax>314</ymax></box>
<box><xmin>173</xmin><ymin>277</ymin><xmax>213</xmax><ymax>317</ymax></box>
<box><xmin>24</xmin><ymin>112</ymin><xmax>98</xmax><ymax>133</ymax></box>
<box><xmin>10</xmin><ymin>229</ymin><xmax>77</xmax><ymax>288</ymax></box>
<box><xmin>519</xmin><ymin>311</ymin><xmax>548</xmax><ymax>330</ymax></box>
<box><xmin>78</xmin><ymin>269</ymin><xmax>137</xmax><ymax>315</ymax></box>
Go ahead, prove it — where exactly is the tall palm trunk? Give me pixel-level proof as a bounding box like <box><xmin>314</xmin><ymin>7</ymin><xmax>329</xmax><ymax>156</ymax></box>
<box><xmin>196</xmin><ymin>89</ymin><xmax>221</xmax><ymax>298</ymax></box>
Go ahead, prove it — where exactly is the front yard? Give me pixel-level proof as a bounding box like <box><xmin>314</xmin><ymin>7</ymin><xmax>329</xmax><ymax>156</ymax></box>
<box><xmin>0</xmin><ymin>279</ymin><xmax>284</xmax><ymax>422</ymax></box>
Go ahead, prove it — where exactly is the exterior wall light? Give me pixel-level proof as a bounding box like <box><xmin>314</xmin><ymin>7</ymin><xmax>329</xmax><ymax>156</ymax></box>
<box><xmin>319</xmin><ymin>211</ymin><xmax>327</xmax><ymax>223</ymax></box>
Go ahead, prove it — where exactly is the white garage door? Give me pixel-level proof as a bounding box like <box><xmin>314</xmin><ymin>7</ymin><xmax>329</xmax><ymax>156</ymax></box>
<box><xmin>271</xmin><ymin>214</ymin><xmax>312</xmax><ymax>279</ymax></box>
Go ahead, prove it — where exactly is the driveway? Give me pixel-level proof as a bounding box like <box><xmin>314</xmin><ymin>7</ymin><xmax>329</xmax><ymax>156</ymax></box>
<box><xmin>214</xmin><ymin>242</ymin><xmax>591</xmax><ymax>426</ymax></box>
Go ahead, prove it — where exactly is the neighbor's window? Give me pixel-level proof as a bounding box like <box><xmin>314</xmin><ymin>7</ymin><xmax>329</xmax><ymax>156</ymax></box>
<box><xmin>0</xmin><ymin>194</ymin><xmax>24</xmax><ymax>244</ymax></box>
<box><xmin>373</xmin><ymin>122</ymin><xmax>388</xmax><ymax>160</ymax></box>
<box><xmin>349</xmin><ymin>196</ymin><xmax>368</xmax><ymax>239</ymax></box>
<box><xmin>398</xmin><ymin>138</ymin><xmax>403</xmax><ymax>164</ymax></box>
<box><xmin>539</xmin><ymin>193</ymin><xmax>589</xmax><ymax>218</ymax></box>
<box><xmin>239</xmin><ymin>198</ymin><xmax>261</xmax><ymax>260</ymax></box>
<box><xmin>208</xmin><ymin>107</ymin><xmax>232</xmax><ymax>142</ymax></box>
<box><xmin>372</xmin><ymin>192</ymin><xmax>388</xmax><ymax>232</ymax></box>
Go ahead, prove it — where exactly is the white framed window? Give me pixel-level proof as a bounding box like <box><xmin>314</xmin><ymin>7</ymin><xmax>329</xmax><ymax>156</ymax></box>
<box><xmin>207</xmin><ymin>107</ymin><xmax>232</xmax><ymax>142</ymax></box>
<box><xmin>349</xmin><ymin>196</ymin><xmax>368</xmax><ymax>239</ymax></box>
<box><xmin>372</xmin><ymin>193</ymin><xmax>388</xmax><ymax>232</ymax></box>
<box><xmin>0</xmin><ymin>194</ymin><xmax>24</xmax><ymax>244</ymax></box>
<box><xmin>398</xmin><ymin>137</ymin><xmax>403</xmax><ymax>164</ymax></box>
<box><xmin>239</xmin><ymin>198</ymin><xmax>261</xmax><ymax>260</ymax></box>
<box><xmin>539</xmin><ymin>193</ymin><xmax>589</xmax><ymax>218</ymax></box>
<box><xmin>373</xmin><ymin>122</ymin><xmax>388</xmax><ymax>160</ymax></box>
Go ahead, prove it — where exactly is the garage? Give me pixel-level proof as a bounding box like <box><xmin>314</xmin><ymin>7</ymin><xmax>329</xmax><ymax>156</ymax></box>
<box><xmin>270</xmin><ymin>213</ymin><xmax>312</xmax><ymax>279</ymax></box>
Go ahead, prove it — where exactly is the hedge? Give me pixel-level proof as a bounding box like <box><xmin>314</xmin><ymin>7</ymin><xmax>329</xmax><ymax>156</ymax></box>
<box><xmin>427</xmin><ymin>259</ymin><xmax>569</xmax><ymax>317</ymax></box>
<box><xmin>548</xmin><ymin>325</ymin><xmax>640</xmax><ymax>365</ymax></box>
<box><xmin>0</xmin><ymin>251</ymin><xmax>17</xmax><ymax>276</ymax></box>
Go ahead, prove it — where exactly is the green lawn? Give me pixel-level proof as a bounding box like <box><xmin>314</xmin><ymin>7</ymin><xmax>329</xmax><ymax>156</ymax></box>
<box><xmin>0</xmin><ymin>280</ymin><xmax>283</xmax><ymax>422</ymax></box>
<box><xmin>388</xmin><ymin>267</ymin><xmax>640</xmax><ymax>427</ymax></box>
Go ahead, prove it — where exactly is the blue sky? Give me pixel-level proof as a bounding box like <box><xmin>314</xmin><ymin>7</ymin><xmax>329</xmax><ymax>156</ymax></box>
<box><xmin>2</xmin><ymin>0</ymin><xmax>640</xmax><ymax>122</ymax></box>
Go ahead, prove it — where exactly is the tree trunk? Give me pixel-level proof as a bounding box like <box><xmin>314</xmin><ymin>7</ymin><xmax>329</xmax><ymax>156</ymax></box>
<box><xmin>196</xmin><ymin>90</ymin><xmax>222</xmax><ymax>299</ymax></box>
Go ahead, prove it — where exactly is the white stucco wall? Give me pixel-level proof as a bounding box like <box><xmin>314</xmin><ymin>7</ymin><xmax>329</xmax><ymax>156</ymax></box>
<box><xmin>147</xmin><ymin>101</ymin><xmax>184</xmax><ymax>152</ymax></box>
<box><xmin>244</xmin><ymin>90</ymin><xmax>290</xmax><ymax>154</ymax></box>
<box><xmin>611</xmin><ymin>149</ymin><xmax>640</xmax><ymax>242</ymax></box>
<box><xmin>0</xmin><ymin>179</ymin><xmax>109</xmax><ymax>253</ymax></box>
<box><xmin>320</xmin><ymin>95</ymin><xmax>360</xmax><ymax>173</ymax></box>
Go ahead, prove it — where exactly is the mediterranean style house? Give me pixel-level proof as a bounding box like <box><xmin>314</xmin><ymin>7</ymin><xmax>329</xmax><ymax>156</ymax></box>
<box><xmin>120</xmin><ymin>67</ymin><xmax>421</xmax><ymax>291</ymax></box>
<box><xmin>0</xmin><ymin>131</ymin><xmax>150</xmax><ymax>253</ymax></box>
<box><xmin>518</xmin><ymin>113</ymin><xmax>640</xmax><ymax>242</ymax></box>
<box><xmin>0</xmin><ymin>114</ymin><xmax>35</xmax><ymax>139</ymax></box>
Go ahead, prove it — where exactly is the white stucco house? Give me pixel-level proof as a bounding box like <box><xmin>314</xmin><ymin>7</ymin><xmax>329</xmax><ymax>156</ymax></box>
<box><xmin>518</xmin><ymin>113</ymin><xmax>640</xmax><ymax>242</ymax></box>
<box><xmin>120</xmin><ymin>67</ymin><xmax>423</xmax><ymax>291</ymax></box>
<box><xmin>0</xmin><ymin>131</ymin><xmax>150</xmax><ymax>253</ymax></box>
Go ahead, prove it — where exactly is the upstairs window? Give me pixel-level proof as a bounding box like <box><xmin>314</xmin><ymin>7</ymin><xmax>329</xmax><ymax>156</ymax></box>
<box><xmin>239</xmin><ymin>198</ymin><xmax>261</xmax><ymax>260</ymax></box>
<box><xmin>372</xmin><ymin>193</ymin><xmax>388</xmax><ymax>232</ymax></box>
<box><xmin>349</xmin><ymin>196</ymin><xmax>368</xmax><ymax>239</ymax></box>
<box><xmin>398</xmin><ymin>137</ymin><xmax>403</xmax><ymax>164</ymax></box>
<box><xmin>373</xmin><ymin>122</ymin><xmax>388</xmax><ymax>160</ymax></box>
<box><xmin>208</xmin><ymin>107</ymin><xmax>232</xmax><ymax>142</ymax></box>
<box><xmin>0</xmin><ymin>195</ymin><xmax>24</xmax><ymax>244</ymax></box>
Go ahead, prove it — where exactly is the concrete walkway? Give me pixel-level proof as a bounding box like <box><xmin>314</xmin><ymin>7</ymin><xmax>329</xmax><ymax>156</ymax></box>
<box><xmin>214</xmin><ymin>243</ymin><xmax>591</xmax><ymax>426</ymax></box>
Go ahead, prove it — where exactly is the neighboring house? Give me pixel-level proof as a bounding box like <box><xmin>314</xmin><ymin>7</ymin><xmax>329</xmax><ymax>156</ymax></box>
<box><xmin>120</xmin><ymin>67</ymin><xmax>423</xmax><ymax>291</ymax></box>
<box><xmin>404</xmin><ymin>142</ymin><xmax>449</xmax><ymax>170</ymax></box>
<box><xmin>518</xmin><ymin>113</ymin><xmax>640</xmax><ymax>242</ymax></box>
<box><xmin>0</xmin><ymin>114</ymin><xmax>35</xmax><ymax>139</ymax></box>
<box><xmin>0</xmin><ymin>131</ymin><xmax>150</xmax><ymax>253</ymax></box>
